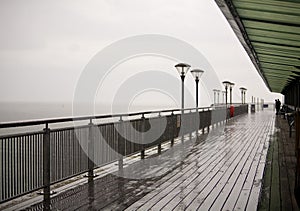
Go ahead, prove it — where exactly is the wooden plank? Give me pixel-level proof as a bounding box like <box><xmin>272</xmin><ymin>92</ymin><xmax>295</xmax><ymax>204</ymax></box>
<box><xmin>278</xmin><ymin>127</ymin><xmax>293</xmax><ymax>211</ymax></box>
<box><xmin>247</xmin><ymin>145</ymin><xmax>268</xmax><ymax>210</ymax></box>
<box><xmin>270</xmin><ymin>134</ymin><xmax>281</xmax><ymax>211</ymax></box>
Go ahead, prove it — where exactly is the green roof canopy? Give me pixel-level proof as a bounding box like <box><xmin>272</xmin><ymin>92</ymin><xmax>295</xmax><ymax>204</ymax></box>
<box><xmin>215</xmin><ymin>0</ymin><xmax>300</xmax><ymax>93</ymax></box>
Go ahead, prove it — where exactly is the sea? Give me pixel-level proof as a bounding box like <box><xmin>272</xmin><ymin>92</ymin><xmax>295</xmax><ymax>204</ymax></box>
<box><xmin>0</xmin><ymin>101</ymin><xmax>175</xmax><ymax>136</ymax></box>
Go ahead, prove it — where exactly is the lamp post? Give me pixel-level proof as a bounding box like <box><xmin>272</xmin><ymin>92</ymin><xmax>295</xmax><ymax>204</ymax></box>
<box><xmin>239</xmin><ymin>87</ymin><xmax>247</xmax><ymax>104</ymax></box>
<box><xmin>175</xmin><ymin>63</ymin><xmax>191</xmax><ymax>110</ymax></box>
<box><xmin>191</xmin><ymin>69</ymin><xmax>204</xmax><ymax>108</ymax></box>
<box><xmin>229</xmin><ymin>82</ymin><xmax>235</xmax><ymax>105</ymax></box>
<box><xmin>222</xmin><ymin>81</ymin><xmax>231</xmax><ymax>106</ymax></box>
<box><xmin>222</xmin><ymin>91</ymin><xmax>226</xmax><ymax>104</ymax></box>
<box><xmin>213</xmin><ymin>89</ymin><xmax>218</xmax><ymax>105</ymax></box>
<box><xmin>175</xmin><ymin>63</ymin><xmax>191</xmax><ymax>143</ymax></box>
<box><xmin>217</xmin><ymin>90</ymin><xmax>220</xmax><ymax>104</ymax></box>
<box><xmin>191</xmin><ymin>69</ymin><xmax>204</xmax><ymax>138</ymax></box>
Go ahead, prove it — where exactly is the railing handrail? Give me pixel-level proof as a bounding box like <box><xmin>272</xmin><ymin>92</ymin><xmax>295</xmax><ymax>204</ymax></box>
<box><xmin>0</xmin><ymin>106</ymin><xmax>214</xmax><ymax>129</ymax></box>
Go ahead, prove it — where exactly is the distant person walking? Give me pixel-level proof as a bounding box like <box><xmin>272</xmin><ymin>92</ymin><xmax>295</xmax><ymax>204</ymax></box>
<box><xmin>275</xmin><ymin>99</ymin><xmax>281</xmax><ymax>115</ymax></box>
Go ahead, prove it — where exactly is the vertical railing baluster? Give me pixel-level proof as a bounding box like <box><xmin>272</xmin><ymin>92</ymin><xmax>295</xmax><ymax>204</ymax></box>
<box><xmin>9</xmin><ymin>138</ymin><xmax>13</xmax><ymax>198</ymax></box>
<box><xmin>20</xmin><ymin>136</ymin><xmax>24</xmax><ymax>195</ymax></box>
<box><xmin>18</xmin><ymin>136</ymin><xmax>21</xmax><ymax>196</ymax></box>
<box><xmin>4</xmin><ymin>138</ymin><xmax>7</xmax><ymax>200</ymax></box>
<box><xmin>60</xmin><ymin>130</ymin><xmax>62</xmax><ymax>180</ymax></box>
<box><xmin>9</xmin><ymin>137</ymin><xmax>13</xmax><ymax>199</ymax></box>
<box><xmin>38</xmin><ymin>134</ymin><xmax>42</xmax><ymax>188</ymax></box>
<box><xmin>0</xmin><ymin>138</ymin><xmax>2</xmax><ymax>201</ymax></box>
<box><xmin>73</xmin><ymin>129</ymin><xmax>76</xmax><ymax>175</ymax></box>
<box><xmin>33</xmin><ymin>135</ymin><xmax>36</xmax><ymax>190</ymax></box>
<box><xmin>36</xmin><ymin>135</ymin><xmax>39</xmax><ymax>189</ymax></box>
<box><xmin>55</xmin><ymin>131</ymin><xmax>57</xmax><ymax>181</ymax></box>
<box><xmin>65</xmin><ymin>130</ymin><xmax>68</xmax><ymax>177</ymax></box>
<box><xmin>29</xmin><ymin>135</ymin><xmax>33</xmax><ymax>191</ymax></box>
<box><xmin>70</xmin><ymin>129</ymin><xmax>74</xmax><ymax>176</ymax></box>
<box><xmin>62</xmin><ymin>130</ymin><xmax>65</xmax><ymax>179</ymax></box>
<box><xmin>25</xmin><ymin>136</ymin><xmax>29</xmax><ymax>195</ymax></box>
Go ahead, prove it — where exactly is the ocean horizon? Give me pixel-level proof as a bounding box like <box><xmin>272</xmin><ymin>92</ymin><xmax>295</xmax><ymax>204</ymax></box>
<box><xmin>0</xmin><ymin>101</ymin><xmax>180</xmax><ymax>123</ymax></box>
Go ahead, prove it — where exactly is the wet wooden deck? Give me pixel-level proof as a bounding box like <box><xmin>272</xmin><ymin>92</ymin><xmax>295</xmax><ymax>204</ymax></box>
<box><xmin>258</xmin><ymin>114</ymin><xmax>299</xmax><ymax>211</ymax></box>
<box><xmin>126</xmin><ymin>111</ymin><xmax>274</xmax><ymax>211</ymax></box>
<box><xmin>11</xmin><ymin>110</ymin><xmax>295</xmax><ymax>211</ymax></box>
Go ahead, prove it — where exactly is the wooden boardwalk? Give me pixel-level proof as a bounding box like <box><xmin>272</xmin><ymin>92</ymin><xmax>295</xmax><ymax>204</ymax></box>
<box><xmin>125</xmin><ymin>111</ymin><xmax>274</xmax><ymax>211</ymax></box>
<box><xmin>258</xmin><ymin>115</ymin><xmax>299</xmax><ymax>211</ymax></box>
<box><xmin>16</xmin><ymin>110</ymin><xmax>282</xmax><ymax>211</ymax></box>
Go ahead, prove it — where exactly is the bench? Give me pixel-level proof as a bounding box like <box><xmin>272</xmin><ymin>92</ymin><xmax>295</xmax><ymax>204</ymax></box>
<box><xmin>279</xmin><ymin>105</ymin><xmax>288</xmax><ymax>119</ymax></box>
<box><xmin>286</xmin><ymin>113</ymin><xmax>295</xmax><ymax>138</ymax></box>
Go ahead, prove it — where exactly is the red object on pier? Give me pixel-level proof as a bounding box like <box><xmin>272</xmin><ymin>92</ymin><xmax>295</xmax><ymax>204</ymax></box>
<box><xmin>230</xmin><ymin>105</ymin><xmax>235</xmax><ymax>117</ymax></box>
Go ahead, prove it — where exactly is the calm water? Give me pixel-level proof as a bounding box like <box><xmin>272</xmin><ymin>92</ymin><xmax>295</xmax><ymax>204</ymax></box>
<box><xmin>0</xmin><ymin>102</ymin><xmax>174</xmax><ymax>135</ymax></box>
<box><xmin>0</xmin><ymin>102</ymin><xmax>174</xmax><ymax>122</ymax></box>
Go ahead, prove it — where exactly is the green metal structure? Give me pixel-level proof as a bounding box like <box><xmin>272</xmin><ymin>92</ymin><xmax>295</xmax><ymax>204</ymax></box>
<box><xmin>215</xmin><ymin>0</ymin><xmax>300</xmax><ymax>105</ymax></box>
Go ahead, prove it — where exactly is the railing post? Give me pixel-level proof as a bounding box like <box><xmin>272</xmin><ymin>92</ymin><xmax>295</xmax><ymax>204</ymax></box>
<box><xmin>43</xmin><ymin>124</ymin><xmax>51</xmax><ymax>208</ymax></box>
<box><xmin>141</xmin><ymin>149</ymin><xmax>145</xmax><ymax>159</ymax></box>
<box><xmin>158</xmin><ymin>144</ymin><xmax>162</xmax><ymax>154</ymax></box>
<box><xmin>158</xmin><ymin>113</ymin><xmax>162</xmax><ymax>154</ymax></box>
<box><xmin>202</xmin><ymin>111</ymin><xmax>205</xmax><ymax>134</ymax></box>
<box><xmin>141</xmin><ymin>114</ymin><xmax>145</xmax><ymax>159</ymax></box>
<box><xmin>87</xmin><ymin>119</ymin><xmax>96</xmax><ymax>181</ymax></box>
<box><xmin>189</xmin><ymin>110</ymin><xmax>192</xmax><ymax>140</ymax></box>
<box><xmin>181</xmin><ymin>111</ymin><xmax>184</xmax><ymax>143</ymax></box>
<box><xmin>118</xmin><ymin>116</ymin><xmax>124</xmax><ymax>175</ymax></box>
<box><xmin>171</xmin><ymin>112</ymin><xmax>175</xmax><ymax>146</ymax></box>
<box><xmin>208</xmin><ymin>109</ymin><xmax>211</xmax><ymax>133</ymax></box>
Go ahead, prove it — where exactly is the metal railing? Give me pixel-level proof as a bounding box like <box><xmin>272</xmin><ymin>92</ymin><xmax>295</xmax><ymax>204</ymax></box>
<box><xmin>0</xmin><ymin>104</ymin><xmax>248</xmax><ymax>203</ymax></box>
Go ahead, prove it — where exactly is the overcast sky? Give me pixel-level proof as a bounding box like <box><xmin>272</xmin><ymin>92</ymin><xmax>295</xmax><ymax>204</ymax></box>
<box><xmin>0</xmin><ymin>0</ymin><xmax>282</xmax><ymax>108</ymax></box>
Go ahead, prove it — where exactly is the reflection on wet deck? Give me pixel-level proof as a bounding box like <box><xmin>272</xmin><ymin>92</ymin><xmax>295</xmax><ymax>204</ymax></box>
<box><xmin>25</xmin><ymin>111</ymin><xmax>275</xmax><ymax>210</ymax></box>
